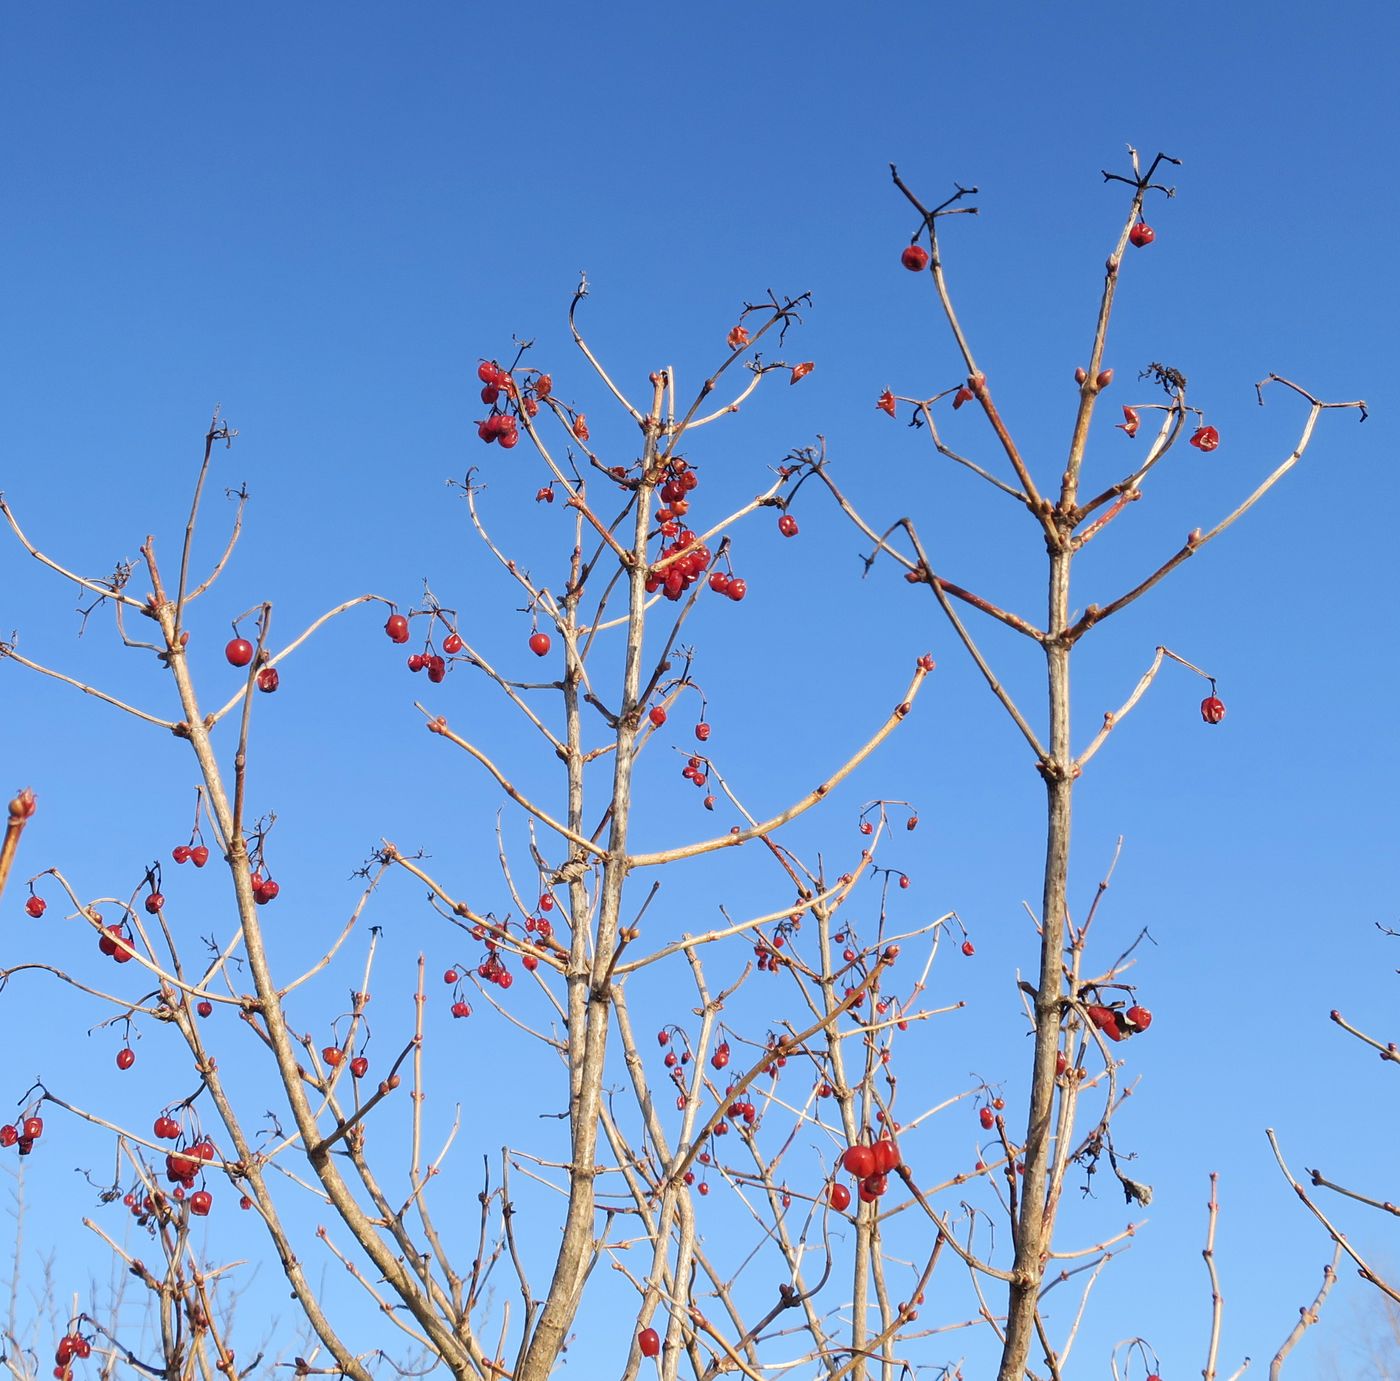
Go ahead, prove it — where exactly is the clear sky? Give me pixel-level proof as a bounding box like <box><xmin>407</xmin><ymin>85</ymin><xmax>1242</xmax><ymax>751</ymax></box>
<box><xmin>2</xmin><ymin>3</ymin><xmax>1397</xmax><ymax>1378</ymax></box>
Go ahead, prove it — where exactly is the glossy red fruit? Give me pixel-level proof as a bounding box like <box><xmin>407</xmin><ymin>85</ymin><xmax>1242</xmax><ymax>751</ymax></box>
<box><xmin>144</xmin><ymin>892</ymin><xmax>164</xmax><ymax>914</ymax></box>
<box><xmin>694</xmin><ymin>723</ymin><xmax>711</xmax><ymax>743</ymax></box>
<box><xmin>443</xmin><ymin>632</ymin><xmax>463</xmax><ymax>655</ymax></box>
<box><xmin>22</xmin><ymin>1117</ymin><xmax>43</xmax><ymax>1140</ymax></box>
<box><xmin>638</xmin><ymin>1327</ymin><xmax>661</xmax><ymax>1359</ymax></box>
<box><xmin>961</xmin><ymin>939</ymin><xmax>975</xmax><ymax>957</ymax></box>
<box><xmin>25</xmin><ymin>895</ymin><xmax>46</xmax><ymax>918</ymax></box>
<box><xmin>900</xmin><ymin>244</ymin><xmax>930</xmax><ymax>272</ymax></box>
<box><xmin>1190</xmin><ymin>425</ymin><xmax>1220</xmax><ymax>452</ymax></box>
<box><xmin>172</xmin><ymin>845</ymin><xmax>191</xmax><ymax>864</ymax></box>
<box><xmin>197</xmin><ymin>1000</ymin><xmax>213</xmax><ymax>1018</ymax></box>
<box><xmin>322</xmin><ymin>1046</ymin><xmax>343</xmax><ymax>1067</ymax></box>
<box><xmin>225</xmin><ymin>638</ymin><xmax>254</xmax><ymax>667</ymax></box>
<box><xmin>451</xmin><ymin>1001</ymin><xmax>471</xmax><ymax>1018</ymax></box>
<box><xmin>777</xmin><ymin>514</ymin><xmax>799</xmax><ymax>538</ymax></box>
<box><xmin>871</xmin><ymin>1137</ymin><xmax>900</xmax><ymax>1173</ymax></box>
<box><xmin>1126</xmin><ymin>1004</ymin><xmax>1153</xmax><ymax>1031</ymax></box>
<box><xmin>529</xmin><ymin>632</ymin><xmax>551</xmax><ymax>657</ymax></box>
<box><xmin>726</xmin><ymin>578</ymin><xmax>747</xmax><ymax>602</ymax></box>
<box><xmin>876</xmin><ymin>389</ymin><xmax>897</xmax><ymax>417</ymax></box>
<box><xmin>190</xmin><ymin>845</ymin><xmax>210</xmax><ymax>867</ymax></box>
<box><xmin>0</xmin><ymin>1125</ymin><xmax>15</xmax><ymax>1147</ymax></box>
<box><xmin>116</xmin><ymin>1048</ymin><xmax>136</xmax><ymax>1070</ymax></box>
<box><xmin>648</xmin><ymin>705</ymin><xmax>667</xmax><ymax>728</ymax></box>
<box><xmin>841</xmin><ymin>1144</ymin><xmax>875</xmax><ymax>1179</ymax></box>
<box><xmin>350</xmin><ymin>1056</ymin><xmax>369</xmax><ymax>1079</ymax></box>
<box><xmin>426</xmin><ymin>656</ymin><xmax>447</xmax><ymax>684</ymax></box>
<box><xmin>858</xmin><ymin>1172</ymin><xmax>887</xmax><ymax>1202</ymax></box>
<box><xmin>828</xmin><ymin>1182</ymin><xmax>852</xmax><ymax>1210</ymax></box>
<box><xmin>190</xmin><ymin>1189</ymin><xmax>213</xmax><ymax>1216</ymax></box>
<box><xmin>384</xmin><ymin>613</ymin><xmax>410</xmax><ymax>644</ymax></box>
<box><xmin>1201</xmin><ymin>696</ymin><xmax>1226</xmax><ymax>725</ymax></box>
<box><xmin>254</xmin><ymin>878</ymin><xmax>280</xmax><ymax>904</ymax></box>
<box><xmin>256</xmin><ymin>667</ymin><xmax>279</xmax><ymax>693</ymax></box>
<box><xmin>444</xmin><ymin>967</ymin><xmax>460</xmax><ymax>984</ymax></box>
<box><xmin>979</xmin><ymin>1106</ymin><xmax>995</xmax><ymax>1130</ymax></box>
<box><xmin>1129</xmin><ymin>222</ymin><xmax>1155</xmax><ymax>248</ymax></box>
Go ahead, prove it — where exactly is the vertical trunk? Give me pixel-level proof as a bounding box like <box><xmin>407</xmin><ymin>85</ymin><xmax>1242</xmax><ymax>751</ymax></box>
<box><xmin>997</xmin><ymin>542</ymin><xmax>1073</xmax><ymax>1381</ymax></box>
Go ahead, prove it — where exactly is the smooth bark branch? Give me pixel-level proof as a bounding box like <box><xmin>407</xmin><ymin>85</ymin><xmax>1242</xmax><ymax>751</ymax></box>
<box><xmin>628</xmin><ymin>662</ymin><xmax>928</xmax><ymax>869</ymax></box>
<box><xmin>1268</xmin><ymin>1248</ymin><xmax>1340</xmax><ymax>1381</ymax></box>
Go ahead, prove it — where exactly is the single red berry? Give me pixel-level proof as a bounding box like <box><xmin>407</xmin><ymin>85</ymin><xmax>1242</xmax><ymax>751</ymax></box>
<box><xmin>871</xmin><ymin>1137</ymin><xmax>900</xmax><ymax>1173</ymax></box>
<box><xmin>1126</xmin><ymin>1004</ymin><xmax>1153</xmax><ymax>1031</ymax></box>
<box><xmin>255</xmin><ymin>878</ymin><xmax>280</xmax><ymax>904</ymax></box>
<box><xmin>1190</xmin><ymin>425</ymin><xmax>1221</xmax><ymax>452</ymax></box>
<box><xmin>426</xmin><ymin>655</ymin><xmax>447</xmax><ymax>683</ymax></box>
<box><xmin>898</xmin><ymin>875</ymin><xmax>909</xmax><ymax>890</ymax></box>
<box><xmin>648</xmin><ymin>705</ymin><xmax>667</xmax><ymax>728</ymax></box>
<box><xmin>858</xmin><ymin>1172</ymin><xmax>887</xmax><ymax>1202</ymax></box>
<box><xmin>900</xmin><ymin>244</ymin><xmax>930</xmax><ymax>272</ymax></box>
<box><xmin>961</xmin><ymin>939</ymin><xmax>975</xmax><ymax>957</ymax></box>
<box><xmin>116</xmin><ymin>1048</ymin><xmax>136</xmax><ymax>1070</ymax></box>
<box><xmin>322</xmin><ymin>1046</ymin><xmax>343</xmax><ymax>1067</ymax></box>
<box><xmin>25</xmin><ymin>895</ymin><xmax>46</xmax><ymax>918</ymax></box>
<box><xmin>384</xmin><ymin>613</ymin><xmax>410</xmax><ymax>644</ymax></box>
<box><xmin>711</xmin><ymin>1041</ymin><xmax>730</xmax><ymax>1071</ymax></box>
<box><xmin>1201</xmin><ymin>696</ymin><xmax>1227</xmax><ymax>725</ymax></box>
<box><xmin>0</xmin><ymin>1126</ymin><xmax>16</xmax><ymax>1147</ymax></box>
<box><xmin>979</xmin><ymin>1106</ymin><xmax>995</xmax><ymax>1130</ymax></box>
<box><xmin>842</xmin><ymin>1144</ymin><xmax>875</xmax><ymax>1179</ymax></box>
<box><xmin>225</xmin><ymin>638</ymin><xmax>254</xmax><ymax>667</ymax></box>
<box><xmin>828</xmin><ymin>1182</ymin><xmax>852</xmax><ymax>1210</ymax></box>
<box><xmin>444</xmin><ymin>968</ymin><xmax>460</xmax><ymax>984</ymax></box>
<box><xmin>726</xmin><ymin>578</ymin><xmax>747</xmax><ymax>602</ymax></box>
<box><xmin>876</xmin><ymin>389</ymin><xmax>897</xmax><ymax>418</ymax></box>
<box><xmin>859</xmin><ymin>821</ymin><xmax>873</xmax><ymax>836</ymax></box>
<box><xmin>197</xmin><ymin>1000</ymin><xmax>213</xmax><ymax>1018</ymax></box>
<box><xmin>477</xmin><ymin>360</ymin><xmax>502</xmax><ymax>386</ymax></box>
<box><xmin>256</xmin><ymin>666</ymin><xmax>279</xmax><ymax>693</ymax></box>
<box><xmin>190</xmin><ymin>1189</ymin><xmax>213</xmax><ymax>1216</ymax></box>
<box><xmin>172</xmin><ymin>845</ymin><xmax>191</xmax><ymax>864</ymax></box>
<box><xmin>22</xmin><ymin>1117</ymin><xmax>43</xmax><ymax>1140</ymax></box>
<box><xmin>1128</xmin><ymin>222</ymin><xmax>1155</xmax><ymax>248</ymax></box>
<box><xmin>443</xmin><ymin>632</ymin><xmax>463</xmax><ymax>655</ymax></box>
<box><xmin>777</xmin><ymin>514</ymin><xmax>799</xmax><ymax>538</ymax></box>
<box><xmin>992</xmin><ymin>1097</ymin><xmax>1005</xmax><ymax>1110</ymax></box>
<box><xmin>190</xmin><ymin>845</ymin><xmax>210</xmax><ymax>867</ymax></box>
<box><xmin>638</xmin><ymin>1327</ymin><xmax>661</xmax><ymax>1359</ymax></box>
<box><xmin>350</xmin><ymin>1056</ymin><xmax>369</xmax><ymax>1079</ymax></box>
<box><xmin>145</xmin><ymin>892</ymin><xmax>164</xmax><ymax>914</ymax></box>
<box><xmin>708</xmin><ymin>571</ymin><xmax>730</xmax><ymax>594</ymax></box>
<box><xmin>529</xmin><ymin>632</ymin><xmax>551</xmax><ymax>657</ymax></box>
<box><xmin>451</xmin><ymin>1001</ymin><xmax>471</xmax><ymax>1018</ymax></box>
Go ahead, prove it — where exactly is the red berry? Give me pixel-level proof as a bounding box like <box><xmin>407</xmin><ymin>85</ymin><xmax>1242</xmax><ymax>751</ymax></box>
<box><xmin>777</xmin><ymin>514</ymin><xmax>798</xmax><ymax>538</ymax></box>
<box><xmin>1190</xmin><ymin>425</ymin><xmax>1221</xmax><ymax>452</ymax></box>
<box><xmin>22</xmin><ymin>1117</ymin><xmax>42</xmax><ymax>1140</ymax></box>
<box><xmin>0</xmin><ymin>1125</ymin><xmax>16</xmax><ymax>1147</ymax></box>
<box><xmin>828</xmin><ymin>1182</ymin><xmax>852</xmax><ymax>1211</ymax></box>
<box><xmin>529</xmin><ymin>632</ymin><xmax>551</xmax><ymax>657</ymax></box>
<box><xmin>900</xmin><ymin>244</ymin><xmax>930</xmax><ymax>272</ymax></box>
<box><xmin>477</xmin><ymin>361</ymin><xmax>502</xmax><ymax>386</ymax></box>
<box><xmin>116</xmin><ymin>1048</ymin><xmax>136</xmax><ymax>1070</ymax></box>
<box><xmin>444</xmin><ymin>968</ymin><xmax>460</xmax><ymax>984</ymax></box>
<box><xmin>254</xmin><ymin>878</ymin><xmax>280</xmax><ymax>904</ymax></box>
<box><xmin>1128</xmin><ymin>222</ymin><xmax>1155</xmax><ymax>248</ymax></box>
<box><xmin>648</xmin><ymin>705</ymin><xmax>667</xmax><ymax>728</ymax></box>
<box><xmin>256</xmin><ymin>666</ymin><xmax>279</xmax><ymax>693</ymax></box>
<box><xmin>322</xmin><ymin>1046</ymin><xmax>343</xmax><ymax>1067</ymax></box>
<box><xmin>708</xmin><ymin>571</ymin><xmax>730</xmax><ymax>594</ymax></box>
<box><xmin>841</xmin><ymin>1145</ymin><xmax>875</xmax><ymax>1179</ymax></box>
<box><xmin>858</xmin><ymin>1172</ymin><xmax>887</xmax><ymax>1202</ymax></box>
<box><xmin>426</xmin><ymin>656</ymin><xmax>447</xmax><ymax>683</ymax></box>
<box><xmin>384</xmin><ymin>613</ymin><xmax>410</xmax><ymax>644</ymax></box>
<box><xmin>443</xmin><ymin>632</ymin><xmax>463</xmax><ymax>655</ymax></box>
<box><xmin>979</xmin><ymin>1106</ymin><xmax>995</xmax><ymax>1130</ymax></box>
<box><xmin>25</xmin><ymin>895</ymin><xmax>46</xmax><ymax>918</ymax></box>
<box><xmin>225</xmin><ymin>638</ymin><xmax>254</xmax><ymax>667</ymax></box>
<box><xmin>190</xmin><ymin>846</ymin><xmax>210</xmax><ymax>867</ymax></box>
<box><xmin>197</xmin><ymin>1000</ymin><xmax>213</xmax><ymax>1017</ymax></box>
<box><xmin>638</xmin><ymin>1327</ymin><xmax>661</xmax><ymax>1359</ymax></box>
<box><xmin>726</xmin><ymin>578</ymin><xmax>747</xmax><ymax>602</ymax></box>
<box><xmin>961</xmin><ymin>940</ymin><xmax>975</xmax><ymax>957</ymax></box>
<box><xmin>350</xmin><ymin>1056</ymin><xmax>369</xmax><ymax>1078</ymax></box>
<box><xmin>1201</xmin><ymin>696</ymin><xmax>1226</xmax><ymax>725</ymax></box>
<box><xmin>1126</xmin><ymin>1005</ymin><xmax>1153</xmax><ymax>1032</ymax></box>
<box><xmin>451</xmin><ymin>1001</ymin><xmax>471</xmax><ymax>1018</ymax></box>
<box><xmin>145</xmin><ymin>892</ymin><xmax>164</xmax><ymax>914</ymax></box>
<box><xmin>190</xmin><ymin>1189</ymin><xmax>213</xmax><ymax>1216</ymax></box>
<box><xmin>172</xmin><ymin>845</ymin><xmax>191</xmax><ymax>864</ymax></box>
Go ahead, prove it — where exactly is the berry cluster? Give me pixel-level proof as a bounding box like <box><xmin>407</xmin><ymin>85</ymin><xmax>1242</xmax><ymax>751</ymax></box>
<box><xmin>0</xmin><ymin>1114</ymin><xmax>44</xmax><ymax>1156</ymax></box>
<box><xmin>53</xmin><ymin>1330</ymin><xmax>94</xmax><ymax>1379</ymax></box>
<box><xmin>96</xmin><ymin>917</ymin><xmax>135</xmax><ymax>964</ymax></box>
<box><xmin>171</xmin><ymin>843</ymin><xmax>211</xmax><ymax>867</ymax></box>
<box><xmin>833</xmin><ymin>1133</ymin><xmax>902</xmax><ymax>1208</ymax></box>
<box><xmin>474</xmin><ymin>360</ymin><xmax>553</xmax><ymax>449</ymax></box>
<box><xmin>1084</xmin><ymin>1001</ymin><xmax>1153</xmax><ymax>1043</ymax></box>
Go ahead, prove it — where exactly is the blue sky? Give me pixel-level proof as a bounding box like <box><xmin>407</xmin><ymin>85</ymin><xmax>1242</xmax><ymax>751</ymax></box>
<box><xmin>2</xmin><ymin>4</ymin><xmax>1397</xmax><ymax>1377</ymax></box>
